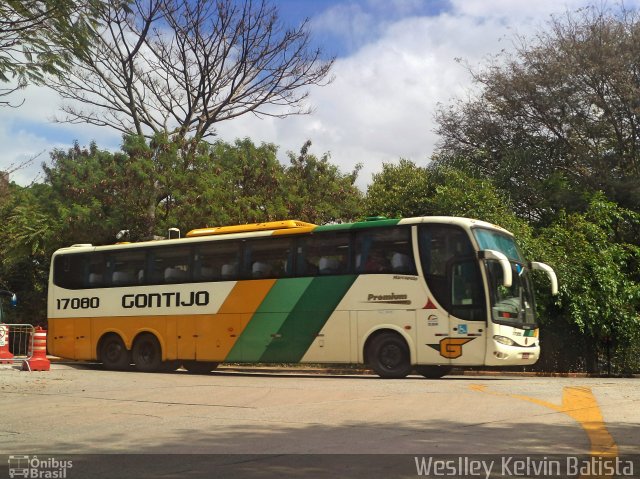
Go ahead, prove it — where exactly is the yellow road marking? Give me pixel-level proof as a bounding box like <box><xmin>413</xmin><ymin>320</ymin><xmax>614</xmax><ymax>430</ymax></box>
<box><xmin>470</xmin><ymin>384</ymin><xmax>618</xmax><ymax>458</ymax></box>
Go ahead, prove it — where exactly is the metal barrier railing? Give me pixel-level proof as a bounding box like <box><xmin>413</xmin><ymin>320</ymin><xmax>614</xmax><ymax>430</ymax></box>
<box><xmin>0</xmin><ymin>324</ymin><xmax>35</xmax><ymax>369</ymax></box>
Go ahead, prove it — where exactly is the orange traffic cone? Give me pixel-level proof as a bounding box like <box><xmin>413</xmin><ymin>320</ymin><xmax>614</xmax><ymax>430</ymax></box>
<box><xmin>24</xmin><ymin>326</ymin><xmax>50</xmax><ymax>371</ymax></box>
<box><xmin>0</xmin><ymin>324</ymin><xmax>14</xmax><ymax>364</ymax></box>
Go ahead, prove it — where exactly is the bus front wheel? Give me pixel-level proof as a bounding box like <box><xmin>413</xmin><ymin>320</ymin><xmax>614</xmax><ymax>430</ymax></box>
<box><xmin>99</xmin><ymin>334</ymin><xmax>130</xmax><ymax>371</ymax></box>
<box><xmin>132</xmin><ymin>333</ymin><xmax>162</xmax><ymax>372</ymax></box>
<box><xmin>367</xmin><ymin>333</ymin><xmax>412</xmax><ymax>379</ymax></box>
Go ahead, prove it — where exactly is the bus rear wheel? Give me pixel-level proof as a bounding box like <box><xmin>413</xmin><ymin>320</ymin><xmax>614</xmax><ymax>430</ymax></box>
<box><xmin>132</xmin><ymin>333</ymin><xmax>162</xmax><ymax>372</ymax></box>
<box><xmin>183</xmin><ymin>361</ymin><xmax>219</xmax><ymax>374</ymax></box>
<box><xmin>100</xmin><ymin>334</ymin><xmax>130</xmax><ymax>370</ymax></box>
<box><xmin>415</xmin><ymin>365</ymin><xmax>452</xmax><ymax>379</ymax></box>
<box><xmin>367</xmin><ymin>333</ymin><xmax>412</xmax><ymax>379</ymax></box>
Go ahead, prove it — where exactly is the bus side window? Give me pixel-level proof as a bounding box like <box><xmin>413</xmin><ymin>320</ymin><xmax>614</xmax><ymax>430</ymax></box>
<box><xmin>354</xmin><ymin>227</ymin><xmax>415</xmax><ymax>275</ymax></box>
<box><xmin>418</xmin><ymin>224</ymin><xmax>484</xmax><ymax>320</ymax></box>
<box><xmin>296</xmin><ymin>232</ymin><xmax>351</xmax><ymax>276</ymax></box>
<box><xmin>243</xmin><ymin>238</ymin><xmax>294</xmax><ymax>279</ymax></box>
<box><xmin>87</xmin><ymin>253</ymin><xmax>107</xmax><ymax>288</ymax></box>
<box><xmin>109</xmin><ymin>250</ymin><xmax>147</xmax><ymax>286</ymax></box>
<box><xmin>53</xmin><ymin>254</ymin><xmax>87</xmax><ymax>290</ymax></box>
<box><xmin>149</xmin><ymin>246</ymin><xmax>191</xmax><ymax>284</ymax></box>
<box><xmin>195</xmin><ymin>242</ymin><xmax>241</xmax><ymax>282</ymax></box>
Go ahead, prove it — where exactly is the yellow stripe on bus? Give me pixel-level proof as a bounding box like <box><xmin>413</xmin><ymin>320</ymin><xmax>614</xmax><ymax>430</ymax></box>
<box><xmin>202</xmin><ymin>279</ymin><xmax>277</xmax><ymax>360</ymax></box>
<box><xmin>48</xmin><ymin>280</ymin><xmax>277</xmax><ymax>362</ymax></box>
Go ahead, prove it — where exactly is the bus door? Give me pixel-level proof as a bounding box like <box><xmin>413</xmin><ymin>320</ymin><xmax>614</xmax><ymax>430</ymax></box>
<box><xmin>446</xmin><ymin>257</ymin><xmax>487</xmax><ymax>366</ymax></box>
<box><xmin>417</xmin><ymin>224</ymin><xmax>487</xmax><ymax>366</ymax></box>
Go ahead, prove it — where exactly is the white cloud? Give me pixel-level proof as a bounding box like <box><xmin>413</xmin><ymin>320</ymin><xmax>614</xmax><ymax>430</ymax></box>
<box><xmin>217</xmin><ymin>2</ymin><xmax>549</xmax><ymax>187</ymax></box>
<box><xmin>0</xmin><ymin>82</ymin><xmax>122</xmax><ymax>185</ymax></box>
<box><xmin>3</xmin><ymin>0</ymin><xmax>639</xmax><ymax>190</ymax></box>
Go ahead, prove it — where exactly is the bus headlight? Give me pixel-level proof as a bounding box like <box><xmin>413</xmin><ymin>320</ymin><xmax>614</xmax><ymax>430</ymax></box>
<box><xmin>493</xmin><ymin>335</ymin><xmax>516</xmax><ymax>346</ymax></box>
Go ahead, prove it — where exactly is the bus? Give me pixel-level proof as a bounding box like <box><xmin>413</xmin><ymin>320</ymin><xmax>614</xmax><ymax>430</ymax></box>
<box><xmin>47</xmin><ymin>216</ymin><xmax>557</xmax><ymax>378</ymax></box>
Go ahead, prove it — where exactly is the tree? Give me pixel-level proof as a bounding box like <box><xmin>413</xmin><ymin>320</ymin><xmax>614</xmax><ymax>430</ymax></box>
<box><xmin>531</xmin><ymin>195</ymin><xmax>640</xmax><ymax>373</ymax></box>
<box><xmin>366</xmin><ymin>159</ymin><xmax>529</xmax><ymax>237</ymax></box>
<box><xmin>284</xmin><ymin>140</ymin><xmax>363</xmax><ymax>224</ymax></box>
<box><xmin>49</xmin><ymin>0</ymin><xmax>334</xmax><ymax>140</ymax></box>
<box><xmin>0</xmin><ymin>183</ymin><xmax>58</xmax><ymax>323</ymax></box>
<box><xmin>0</xmin><ymin>0</ymin><xmax>101</xmax><ymax>106</ymax></box>
<box><xmin>365</xmin><ymin>159</ymin><xmax>432</xmax><ymax>219</ymax></box>
<box><xmin>435</xmin><ymin>5</ymin><xmax>640</xmax><ymax>222</ymax></box>
<box><xmin>43</xmin><ymin>136</ymin><xmax>364</xmax><ymax>240</ymax></box>
<box><xmin>43</xmin><ymin>135</ymin><xmax>223</xmax><ymax>241</ymax></box>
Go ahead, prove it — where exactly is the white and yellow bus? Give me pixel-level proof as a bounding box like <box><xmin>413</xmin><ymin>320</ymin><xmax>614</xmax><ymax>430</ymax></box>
<box><xmin>47</xmin><ymin>216</ymin><xmax>557</xmax><ymax>378</ymax></box>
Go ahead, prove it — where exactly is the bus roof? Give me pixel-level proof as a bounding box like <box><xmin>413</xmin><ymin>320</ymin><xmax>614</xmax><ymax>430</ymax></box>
<box><xmin>52</xmin><ymin>216</ymin><xmax>512</xmax><ymax>255</ymax></box>
<box><xmin>186</xmin><ymin>220</ymin><xmax>317</xmax><ymax>237</ymax></box>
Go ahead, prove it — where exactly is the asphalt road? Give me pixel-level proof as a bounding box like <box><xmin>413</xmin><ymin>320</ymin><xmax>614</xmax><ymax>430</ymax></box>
<box><xmin>1</xmin><ymin>363</ymin><xmax>638</xmax><ymax>478</ymax></box>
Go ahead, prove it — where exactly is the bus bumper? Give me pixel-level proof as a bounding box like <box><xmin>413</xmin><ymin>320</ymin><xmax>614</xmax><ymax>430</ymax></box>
<box><xmin>484</xmin><ymin>342</ymin><xmax>539</xmax><ymax>366</ymax></box>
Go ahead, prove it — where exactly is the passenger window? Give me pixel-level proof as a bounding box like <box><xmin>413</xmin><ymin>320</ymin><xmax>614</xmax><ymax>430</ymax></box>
<box><xmin>194</xmin><ymin>242</ymin><xmax>241</xmax><ymax>282</ymax></box>
<box><xmin>54</xmin><ymin>254</ymin><xmax>88</xmax><ymax>290</ymax></box>
<box><xmin>296</xmin><ymin>233</ymin><xmax>351</xmax><ymax>276</ymax></box>
<box><xmin>149</xmin><ymin>247</ymin><xmax>191</xmax><ymax>284</ymax></box>
<box><xmin>87</xmin><ymin>254</ymin><xmax>107</xmax><ymax>288</ymax></box>
<box><xmin>109</xmin><ymin>250</ymin><xmax>147</xmax><ymax>286</ymax></box>
<box><xmin>354</xmin><ymin>227</ymin><xmax>415</xmax><ymax>275</ymax></box>
<box><xmin>243</xmin><ymin>238</ymin><xmax>294</xmax><ymax>279</ymax></box>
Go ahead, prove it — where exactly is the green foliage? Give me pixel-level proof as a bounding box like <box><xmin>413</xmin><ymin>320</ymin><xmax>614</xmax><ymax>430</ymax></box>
<box><xmin>207</xmin><ymin>139</ymin><xmax>289</xmax><ymax>225</ymax></box>
<box><xmin>0</xmin><ymin>0</ymin><xmax>102</xmax><ymax>102</ymax></box>
<box><xmin>0</xmin><ymin>184</ymin><xmax>58</xmax><ymax>324</ymax></box>
<box><xmin>366</xmin><ymin>159</ymin><xmax>529</xmax><ymax>236</ymax></box>
<box><xmin>365</xmin><ymin>159</ymin><xmax>431</xmax><ymax>218</ymax></box>
<box><xmin>284</xmin><ymin>140</ymin><xmax>363</xmax><ymax>224</ymax></box>
<box><xmin>531</xmin><ymin>195</ymin><xmax>640</xmax><ymax>372</ymax></box>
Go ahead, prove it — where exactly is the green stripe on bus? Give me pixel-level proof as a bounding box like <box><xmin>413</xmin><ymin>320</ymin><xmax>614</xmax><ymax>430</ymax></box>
<box><xmin>350</xmin><ymin>218</ymin><xmax>401</xmax><ymax>229</ymax></box>
<box><xmin>225</xmin><ymin>278</ymin><xmax>313</xmax><ymax>362</ymax></box>
<box><xmin>313</xmin><ymin>223</ymin><xmax>352</xmax><ymax>232</ymax></box>
<box><xmin>259</xmin><ymin>275</ymin><xmax>357</xmax><ymax>363</ymax></box>
<box><xmin>314</xmin><ymin>218</ymin><xmax>401</xmax><ymax>232</ymax></box>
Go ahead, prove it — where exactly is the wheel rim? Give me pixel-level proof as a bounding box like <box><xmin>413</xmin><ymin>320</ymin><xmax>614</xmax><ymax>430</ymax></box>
<box><xmin>380</xmin><ymin>343</ymin><xmax>403</xmax><ymax>370</ymax></box>
<box><xmin>139</xmin><ymin>341</ymin><xmax>155</xmax><ymax>365</ymax></box>
<box><xmin>105</xmin><ymin>341</ymin><xmax>123</xmax><ymax>362</ymax></box>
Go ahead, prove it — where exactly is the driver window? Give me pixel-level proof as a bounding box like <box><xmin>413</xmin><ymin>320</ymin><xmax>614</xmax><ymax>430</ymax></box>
<box><xmin>418</xmin><ymin>224</ymin><xmax>485</xmax><ymax>320</ymax></box>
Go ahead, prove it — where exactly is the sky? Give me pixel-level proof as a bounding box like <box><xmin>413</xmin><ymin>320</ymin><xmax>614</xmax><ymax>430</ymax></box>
<box><xmin>2</xmin><ymin>0</ymin><xmax>636</xmax><ymax>189</ymax></box>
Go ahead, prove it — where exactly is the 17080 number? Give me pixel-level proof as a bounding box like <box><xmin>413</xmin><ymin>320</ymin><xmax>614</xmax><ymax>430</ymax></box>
<box><xmin>56</xmin><ymin>297</ymin><xmax>100</xmax><ymax>310</ymax></box>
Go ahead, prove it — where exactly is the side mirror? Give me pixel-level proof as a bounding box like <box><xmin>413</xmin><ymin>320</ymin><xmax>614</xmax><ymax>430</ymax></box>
<box><xmin>11</xmin><ymin>294</ymin><xmax>17</xmax><ymax>307</ymax></box>
<box><xmin>530</xmin><ymin>262</ymin><xmax>559</xmax><ymax>296</ymax></box>
<box><xmin>478</xmin><ymin>250</ymin><xmax>512</xmax><ymax>288</ymax></box>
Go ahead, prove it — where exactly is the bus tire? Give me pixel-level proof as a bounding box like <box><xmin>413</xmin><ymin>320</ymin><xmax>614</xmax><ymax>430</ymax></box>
<box><xmin>183</xmin><ymin>361</ymin><xmax>219</xmax><ymax>374</ymax></box>
<box><xmin>415</xmin><ymin>365</ymin><xmax>452</xmax><ymax>379</ymax></box>
<box><xmin>367</xmin><ymin>332</ymin><xmax>412</xmax><ymax>379</ymax></box>
<box><xmin>99</xmin><ymin>334</ymin><xmax>130</xmax><ymax>371</ymax></box>
<box><xmin>132</xmin><ymin>333</ymin><xmax>162</xmax><ymax>372</ymax></box>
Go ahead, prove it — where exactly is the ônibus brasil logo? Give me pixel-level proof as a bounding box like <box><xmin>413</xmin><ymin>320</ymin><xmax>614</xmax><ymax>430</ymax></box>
<box><xmin>8</xmin><ymin>455</ymin><xmax>72</xmax><ymax>478</ymax></box>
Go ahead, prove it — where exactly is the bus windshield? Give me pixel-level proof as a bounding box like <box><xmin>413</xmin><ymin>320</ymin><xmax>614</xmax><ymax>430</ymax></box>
<box><xmin>473</xmin><ymin>228</ymin><xmax>536</xmax><ymax>328</ymax></box>
<box><xmin>472</xmin><ymin>227</ymin><xmax>524</xmax><ymax>262</ymax></box>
